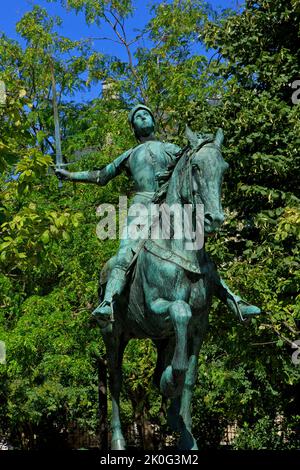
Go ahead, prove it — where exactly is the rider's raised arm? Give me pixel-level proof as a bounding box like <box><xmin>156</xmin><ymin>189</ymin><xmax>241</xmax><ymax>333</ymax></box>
<box><xmin>56</xmin><ymin>148</ymin><xmax>132</xmax><ymax>185</ymax></box>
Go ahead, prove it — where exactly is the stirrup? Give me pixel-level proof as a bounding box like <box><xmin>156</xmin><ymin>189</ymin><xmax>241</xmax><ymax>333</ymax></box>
<box><xmin>233</xmin><ymin>296</ymin><xmax>246</xmax><ymax>322</ymax></box>
<box><xmin>232</xmin><ymin>297</ymin><xmax>261</xmax><ymax>322</ymax></box>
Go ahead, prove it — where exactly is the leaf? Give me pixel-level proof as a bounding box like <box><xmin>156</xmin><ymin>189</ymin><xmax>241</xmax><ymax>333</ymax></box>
<box><xmin>62</xmin><ymin>231</ymin><xmax>70</xmax><ymax>242</ymax></box>
<box><xmin>41</xmin><ymin>230</ymin><xmax>50</xmax><ymax>244</ymax></box>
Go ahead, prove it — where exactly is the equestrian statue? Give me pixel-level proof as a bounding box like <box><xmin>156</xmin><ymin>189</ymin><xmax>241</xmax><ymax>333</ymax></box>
<box><xmin>56</xmin><ymin>104</ymin><xmax>261</xmax><ymax>450</ymax></box>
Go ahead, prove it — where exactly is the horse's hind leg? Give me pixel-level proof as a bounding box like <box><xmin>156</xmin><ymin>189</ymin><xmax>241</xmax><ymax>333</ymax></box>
<box><xmin>104</xmin><ymin>333</ymin><xmax>127</xmax><ymax>450</ymax></box>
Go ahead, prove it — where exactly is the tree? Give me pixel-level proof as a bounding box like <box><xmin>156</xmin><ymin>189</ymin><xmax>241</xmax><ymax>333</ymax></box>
<box><xmin>1</xmin><ymin>0</ymin><xmax>299</xmax><ymax>449</ymax></box>
<box><xmin>190</xmin><ymin>0</ymin><xmax>300</xmax><ymax>448</ymax></box>
<box><xmin>0</xmin><ymin>6</ymin><xmax>105</xmax><ymax>448</ymax></box>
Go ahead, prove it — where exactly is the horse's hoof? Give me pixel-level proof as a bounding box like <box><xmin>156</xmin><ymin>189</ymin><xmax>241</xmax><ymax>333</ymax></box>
<box><xmin>111</xmin><ymin>439</ymin><xmax>126</xmax><ymax>450</ymax></box>
<box><xmin>178</xmin><ymin>441</ymin><xmax>198</xmax><ymax>451</ymax></box>
<box><xmin>178</xmin><ymin>431</ymin><xmax>198</xmax><ymax>451</ymax></box>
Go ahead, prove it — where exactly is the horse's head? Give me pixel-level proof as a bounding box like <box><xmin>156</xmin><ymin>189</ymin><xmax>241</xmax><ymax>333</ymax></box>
<box><xmin>185</xmin><ymin>126</ymin><xmax>229</xmax><ymax>235</ymax></box>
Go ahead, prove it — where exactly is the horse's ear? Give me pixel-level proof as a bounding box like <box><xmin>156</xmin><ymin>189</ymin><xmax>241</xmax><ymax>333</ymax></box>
<box><xmin>215</xmin><ymin>128</ymin><xmax>224</xmax><ymax>147</ymax></box>
<box><xmin>185</xmin><ymin>125</ymin><xmax>198</xmax><ymax>148</ymax></box>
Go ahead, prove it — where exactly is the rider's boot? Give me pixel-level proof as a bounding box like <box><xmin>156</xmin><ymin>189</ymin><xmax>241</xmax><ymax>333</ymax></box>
<box><xmin>92</xmin><ymin>267</ymin><xmax>127</xmax><ymax>324</ymax></box>
<box><xmin>217</xmin><ymin>278</ymin><xmax>261</xmax><ymax>321</ymax></box>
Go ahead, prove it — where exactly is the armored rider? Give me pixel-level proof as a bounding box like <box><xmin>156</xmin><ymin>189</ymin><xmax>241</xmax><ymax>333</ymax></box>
<box><xmin>56</xmin><ymin>104</ymin><xmax>261</xmax><ymax>323</ymax></box>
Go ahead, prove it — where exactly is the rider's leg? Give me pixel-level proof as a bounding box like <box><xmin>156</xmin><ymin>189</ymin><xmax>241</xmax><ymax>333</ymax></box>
<box><xmin>92</xmin><ymin>235</ymin><xmax>137</xmax><ymax>319</ymax></box>
<box><xmin>93</xmin><ymin>196</ymin><xmax>152</xmax><ymax>321</ymax></box>
<box><xmin>92</xmin><ymin>265</ymin><xmax>128</xmax><ymax>318</ymax></box>
<box><xmin>208</xmin><ymin>258</ymin><xmax>261</xmax><ymax>319</ymax></box>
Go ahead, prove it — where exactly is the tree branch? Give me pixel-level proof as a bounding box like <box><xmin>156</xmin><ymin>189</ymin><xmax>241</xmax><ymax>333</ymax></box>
<box><xmin>259</xmin><ymin>323</ymin><xmax>298</xmax><ymax>347</ymax></box>
<box><xmin>84</xmin><ymin>36</ymin><xmax>123</xmax><ymax>45</ymax></box>
<box><xmin>102</xmin><ymin>9</ymin><xmax>148</xmax><ymax>103</ymax></box>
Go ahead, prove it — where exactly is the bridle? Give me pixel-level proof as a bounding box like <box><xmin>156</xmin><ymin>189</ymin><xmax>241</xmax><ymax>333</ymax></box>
<box><xmin>184</xmin><ymin>138</ymin><xmax>217</xmax><ymax>210</ymax></box>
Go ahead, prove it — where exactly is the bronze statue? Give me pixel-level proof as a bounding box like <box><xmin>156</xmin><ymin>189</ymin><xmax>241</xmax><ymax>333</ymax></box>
<box><xmin>56</xmin><ymin>104</ymin><xmax>260</xmax><ymax>324</ymax></box>
<box><xmin>56</xmin><ymin>104</ymin><xmax>261</xmax><ymax>450</ymax></box>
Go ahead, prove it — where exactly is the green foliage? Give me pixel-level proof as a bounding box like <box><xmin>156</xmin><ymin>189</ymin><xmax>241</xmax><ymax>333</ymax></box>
<box><xmin>0</xmin><ymin>0</ymin><xmax>299</xmax><ymax>450</ymax></box>
<box><xmin>192</xmin><ymin>0</ymin><xmax>300</xmax><ymax>448</ymax></box>
<box><xmin>232</xmin><ymin>415</ymin><xmax>300</xmax><ymax>450</ymax></box>
<box><xmin>48</xmin><ymin>0</ymin><xmax>133</xmax><ymax>24</ymax></box>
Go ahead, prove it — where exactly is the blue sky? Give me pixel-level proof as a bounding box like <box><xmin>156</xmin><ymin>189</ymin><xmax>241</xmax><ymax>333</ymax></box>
<box><xmin>1</xmin><ymin>0</ymin><xmax>241</xmax><ymax>102</ymax></box>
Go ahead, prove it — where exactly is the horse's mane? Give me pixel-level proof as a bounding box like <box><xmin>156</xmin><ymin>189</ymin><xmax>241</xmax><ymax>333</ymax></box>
<box><xmin>152</xmin><ymin>133</ymin><xmax>214</xmax><ymax>204</ymax></box>
<box><xmin>152</xmin><ymin>145</ymin><xmax>188</xmax><ymax>203</ymax></box>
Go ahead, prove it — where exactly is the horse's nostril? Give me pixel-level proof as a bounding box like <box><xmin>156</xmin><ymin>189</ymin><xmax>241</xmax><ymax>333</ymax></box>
<box><xmin>204</xmin><ymin>213</ymin><xmax>214</xmax><ymax>225</ymax></box>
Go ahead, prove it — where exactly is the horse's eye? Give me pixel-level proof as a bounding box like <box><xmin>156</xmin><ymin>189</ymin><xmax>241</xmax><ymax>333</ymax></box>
<box><xmin>192</xmin><ymin>165</ymin><xmax>201</xmax><ymax>176</ymax></box>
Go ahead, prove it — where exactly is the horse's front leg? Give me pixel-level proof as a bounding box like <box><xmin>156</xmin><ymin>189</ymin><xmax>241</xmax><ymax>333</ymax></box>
<box><xmin>152</xmin><ymin>299</ymin><xmax>192</xmax><ymax>397</ymax></box>
<box><xmin>178</xmin><ymin>323</ymin><xmax>207</xmax><ymax>450</ymax></box>
<box><xmin>177</xmin><ymin>354</ymin><xmax>199</xmax><ymax>450</ymax></box>
<box><xmin>169</xmin><ymin>300</ymin><xmax>192</xmax><ymax>374</ymax></box>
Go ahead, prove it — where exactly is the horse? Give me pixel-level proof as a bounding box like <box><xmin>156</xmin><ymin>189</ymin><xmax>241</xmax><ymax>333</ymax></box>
<box><xmin>98</xmin><ymin>127</ymin><xmax>229</xmax><ymax>450</ymax></box>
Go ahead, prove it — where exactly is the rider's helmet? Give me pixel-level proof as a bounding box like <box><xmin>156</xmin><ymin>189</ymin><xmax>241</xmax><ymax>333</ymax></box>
<box><xmin>128</xmin><ymin>104</ymin><xmax>155</xmax><ymax>127</ymax></box>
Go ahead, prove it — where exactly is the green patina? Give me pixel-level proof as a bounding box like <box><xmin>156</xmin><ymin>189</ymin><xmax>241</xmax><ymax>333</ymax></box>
<box><xmin>55</xmin><ymin>104</ymin><xmax>261</xmax><ymax>450</ymax></box>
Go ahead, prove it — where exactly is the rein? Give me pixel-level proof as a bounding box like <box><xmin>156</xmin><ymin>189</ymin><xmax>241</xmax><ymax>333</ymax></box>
<box><xmin>183</xmin><ymin>138</ymin><xmax>215</xmax><ymax>211</ymax></box>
